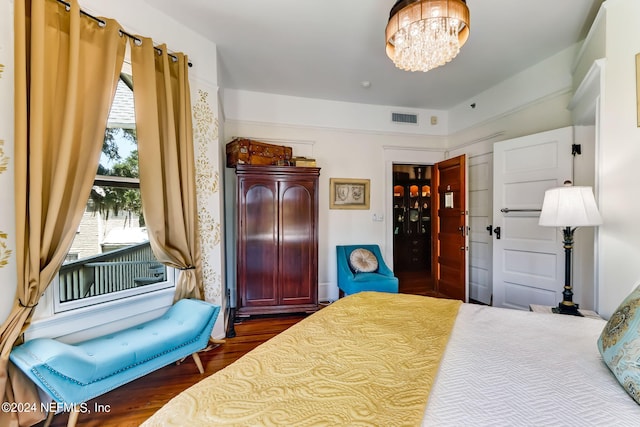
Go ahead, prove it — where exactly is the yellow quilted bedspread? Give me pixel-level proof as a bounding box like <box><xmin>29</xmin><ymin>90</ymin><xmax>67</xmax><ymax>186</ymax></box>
<box><xmin>143</xmin><ymin>292</ymin><xmax>462</xmax><ymax>427</ymax></box>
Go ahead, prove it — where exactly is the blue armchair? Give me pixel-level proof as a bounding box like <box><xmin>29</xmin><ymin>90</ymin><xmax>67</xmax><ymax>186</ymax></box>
<box><xmin>337</xmin><ymin>244</ymin><xmax>399</xmax><ymax>296</ymax></box>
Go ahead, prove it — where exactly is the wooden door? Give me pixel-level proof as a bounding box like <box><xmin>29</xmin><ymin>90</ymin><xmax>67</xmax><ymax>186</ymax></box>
<box><xmin>279</xmin><ymin>178</ymin><xmax>317</xmax><ymax>306</ymax></box>
<box><xmin>432</xmin><ymin>155</ymin><xmax>467</xmax><ymax>301</ymax></box>
<box><xmin>492</xmin><ymin>127</ymin><xmax>573</xmax><ymax>310</ymax></box>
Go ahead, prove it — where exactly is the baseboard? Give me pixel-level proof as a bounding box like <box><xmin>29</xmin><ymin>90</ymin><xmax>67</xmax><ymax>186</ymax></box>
<box><xmin>319</xmin><ymin>282</ymin><xmax>339</xmax><ymax>303</ymax></box>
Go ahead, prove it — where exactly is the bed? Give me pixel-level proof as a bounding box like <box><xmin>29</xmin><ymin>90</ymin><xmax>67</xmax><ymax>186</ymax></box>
<box><xmin>142</xmin><ymin>291</ymin><xmax>640</xmax><ymax>426</ymax></box>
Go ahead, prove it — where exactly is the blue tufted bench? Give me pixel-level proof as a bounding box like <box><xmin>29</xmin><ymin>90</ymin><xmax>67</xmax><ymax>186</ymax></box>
<box><xmin>9</xmin><ymin>298</ymin><xmax>220</xmax><ymax>427</ymax></box>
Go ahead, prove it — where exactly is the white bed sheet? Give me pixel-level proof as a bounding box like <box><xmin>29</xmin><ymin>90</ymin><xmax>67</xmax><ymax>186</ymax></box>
<box><xmin>422</xmin><ymin>304</ymin><xmax>639</xmax><ymax>426</ymax></box>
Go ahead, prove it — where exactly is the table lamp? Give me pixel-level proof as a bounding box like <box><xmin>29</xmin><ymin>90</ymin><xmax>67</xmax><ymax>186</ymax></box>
<box><xmin>538</xmin><ymin>181</ymin><xmax>602</xmax><ymax>316</ymax></box>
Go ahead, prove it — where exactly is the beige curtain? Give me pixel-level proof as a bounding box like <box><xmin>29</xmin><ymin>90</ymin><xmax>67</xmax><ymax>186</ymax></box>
<box><xmin>0</xmin><ymin>0</ymin><xmax>126</xmax><ymax>425</ymax></box>
<box><xmin>129</xmin><ymin>38</ymin><xmax>202</xmax><ymax>301</ymax></box>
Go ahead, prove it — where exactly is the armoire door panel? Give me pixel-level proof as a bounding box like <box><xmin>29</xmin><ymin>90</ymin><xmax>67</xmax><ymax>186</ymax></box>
<box><xmin>280</xmin><ymin>182</ymin><xmax>316</xmax><ymax>304</ymax></box>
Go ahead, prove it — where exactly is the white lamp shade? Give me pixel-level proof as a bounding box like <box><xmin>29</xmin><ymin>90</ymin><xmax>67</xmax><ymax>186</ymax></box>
<box><xmin>538</xmin><ymin>186</ymin><xmax>602</xmax><ymax>227</ymax></box>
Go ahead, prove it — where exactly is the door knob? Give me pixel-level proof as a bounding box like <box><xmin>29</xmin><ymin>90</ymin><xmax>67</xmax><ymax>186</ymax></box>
<box><xmin>493</xmin><ymin>226</ymin><xmax>501</xmax><ymax>239</ymax></box>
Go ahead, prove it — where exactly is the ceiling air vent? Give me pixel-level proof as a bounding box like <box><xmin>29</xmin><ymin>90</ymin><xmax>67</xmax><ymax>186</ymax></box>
<box><xmin>391</xmin><ymin>112</ymin><xmax>418</xmax><ymax>125</ymax></box>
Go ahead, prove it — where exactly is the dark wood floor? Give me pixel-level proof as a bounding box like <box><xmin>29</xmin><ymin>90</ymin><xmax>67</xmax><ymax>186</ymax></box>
<box><xmin>38</xmin><ymin>273</ymin><xmax>444</xmax><ymax>426</ymax></box>
<box><xmin>396</xmin><ymin>268</ymin><xmax>447</xmax><ymax>298</ymax></box>
<box><xmin>37</xmin><ymin>314</ymin><xmax>305</xmax><ymax>427</ymax></box>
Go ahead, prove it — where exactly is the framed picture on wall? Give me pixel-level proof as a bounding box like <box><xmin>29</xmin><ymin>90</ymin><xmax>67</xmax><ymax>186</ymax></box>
<box><xmin>329</xmin><ymin>178</ymin><xmax>370</xmax><ymax>210</ymax></box>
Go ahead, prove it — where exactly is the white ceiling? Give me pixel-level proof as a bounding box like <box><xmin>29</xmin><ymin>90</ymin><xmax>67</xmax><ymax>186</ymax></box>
<box><xmin>147</xmin><ymin>0</ymin><xmax>603</xmax><ymax>110</ymax></box>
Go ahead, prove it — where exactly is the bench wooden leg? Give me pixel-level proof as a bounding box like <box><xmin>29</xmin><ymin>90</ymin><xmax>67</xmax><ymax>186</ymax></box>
<box><xmin>66</xmin><ymin>405</ymin><xmax>80</xmax><ymax>427</ymax></box>
<box><xmin>43</xmin><ymin>410</ymin><xmax>55</xmax><ymax>427</ymax></box>
<box><xmin>192</xmin><ymin>352</ymin><xmax>205</xmax><ymax>374</ymax></box>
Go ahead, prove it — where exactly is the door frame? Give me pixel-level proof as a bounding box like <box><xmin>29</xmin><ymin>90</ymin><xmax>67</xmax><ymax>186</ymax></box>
<box><xmin>391</xmin><ymin>163</ymin><xmax>434</xmax><ymax>275</ymax></box>
<box><xmin>383</xmin><ymin>147</ymin><xmax>445</xmax><ymax>268</ymax></box>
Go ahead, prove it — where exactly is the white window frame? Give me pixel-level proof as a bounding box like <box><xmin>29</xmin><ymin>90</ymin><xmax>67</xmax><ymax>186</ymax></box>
<box><xmin>52</xmin><ymin>267</ymin><xmax>176</xmax><ymax>313</ymax></box>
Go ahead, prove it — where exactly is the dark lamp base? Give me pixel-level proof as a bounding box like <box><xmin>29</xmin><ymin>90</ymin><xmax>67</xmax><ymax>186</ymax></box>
<box><xmin>552</xmin><ymin>302</ymin><xmax>584</xmax><ymax>317</ymax></box>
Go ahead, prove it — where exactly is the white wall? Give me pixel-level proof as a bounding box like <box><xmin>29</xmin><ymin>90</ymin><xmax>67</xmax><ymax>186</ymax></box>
<box><xmin>449</xmin><ymin>45</ymin><xmax>578</xmax><ymax>135</ymax></box>
<box><xmin>595</xmin><ymin>0</ymin><xmax>640</xmax><ymax>318</ymax></box>
<box><xmin>224</xmin><ymin>89</ymin><xmax>449</xmax><ymax>137</ymax></box>
<box><xmin>81</xmin><ymin>0</ymin><xmax>217</xmax><ymax>77</ymax></box>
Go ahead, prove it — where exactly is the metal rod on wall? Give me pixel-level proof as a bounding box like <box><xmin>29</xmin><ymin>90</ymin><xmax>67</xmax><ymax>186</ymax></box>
<box><xmin>55</xmin><ymin>0</ymin><xmax>193</xmax><ymax>67</ymax></box>
<box><xmin>500</xmin><ymin>208</ymin><xmax>542</xmax><ymax>213</ymax></box>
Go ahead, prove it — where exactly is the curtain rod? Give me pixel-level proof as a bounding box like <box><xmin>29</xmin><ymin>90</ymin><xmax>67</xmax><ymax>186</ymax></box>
<box><xmin>56</xmin><ymin>0</ymin><xmax>193</xmax><ymax>67</ymax></box>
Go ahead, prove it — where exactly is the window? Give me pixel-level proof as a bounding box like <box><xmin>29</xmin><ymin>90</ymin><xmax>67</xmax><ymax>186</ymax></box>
<box><xmin>53</xmin><ymin>71</ymin><xmax>174</xmax><ymax>313</ymax></box>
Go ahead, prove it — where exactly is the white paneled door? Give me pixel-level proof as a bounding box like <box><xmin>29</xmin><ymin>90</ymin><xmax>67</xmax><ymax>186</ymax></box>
<box><xmin>492</xmin><ymin>127</ymin><xmax>573</xmax><ymax>310</ymax></box>
<box><xmin>468</xmin><ymin>153</ymin><xmax>493</xmax><ymax>305</ymax></box>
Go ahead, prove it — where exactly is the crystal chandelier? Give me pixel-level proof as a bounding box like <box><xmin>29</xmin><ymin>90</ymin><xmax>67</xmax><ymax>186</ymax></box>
<box><xmin>385</xmin><ymin>0</ymin><xmax>470</xmax><ymax>72</ymax></box>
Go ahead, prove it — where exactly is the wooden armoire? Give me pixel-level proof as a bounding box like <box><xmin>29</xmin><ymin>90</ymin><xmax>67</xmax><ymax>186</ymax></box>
<box><xmin>235</xmin><ymin>164</ymin><xmax>320</xmax><ymax>316</ymax></box>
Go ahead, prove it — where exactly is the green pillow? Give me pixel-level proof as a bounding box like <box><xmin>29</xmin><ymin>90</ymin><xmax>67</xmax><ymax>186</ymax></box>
<box><xmin>598</xmin><ymin>284</ymin><xmax>640</xmax><ymax>404</ymax></box>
